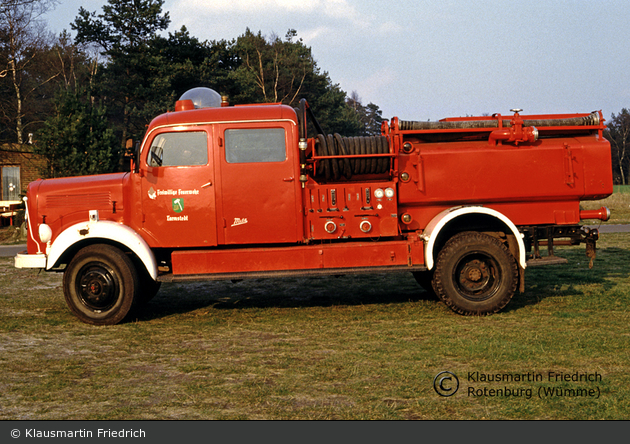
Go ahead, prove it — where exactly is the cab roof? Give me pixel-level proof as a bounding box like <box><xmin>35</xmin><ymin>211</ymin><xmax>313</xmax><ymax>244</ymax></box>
<box><xmin>147</xmin><ymin>103</ymin><xmax>299</xmax><ymax>131</ymax></box>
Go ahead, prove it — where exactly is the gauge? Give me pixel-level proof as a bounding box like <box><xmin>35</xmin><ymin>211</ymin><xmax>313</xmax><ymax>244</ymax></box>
<box><xmin>324</xmin><ymin>221</ymin><xmax>337</xmax><ymax>234</ymax></box>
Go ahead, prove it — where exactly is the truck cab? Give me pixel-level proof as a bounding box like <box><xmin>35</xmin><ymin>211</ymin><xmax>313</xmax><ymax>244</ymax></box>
<box><xmin>135</xmin><ymin>102</ymin><xmax>302</xmax><ymax>248</ymax></box>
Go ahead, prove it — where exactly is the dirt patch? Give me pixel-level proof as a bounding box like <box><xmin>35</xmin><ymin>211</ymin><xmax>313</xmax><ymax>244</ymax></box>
<box><xmin>0</xmin><ymin>225</ymin><xmax>26</xmax><ymax>245</ymax></box>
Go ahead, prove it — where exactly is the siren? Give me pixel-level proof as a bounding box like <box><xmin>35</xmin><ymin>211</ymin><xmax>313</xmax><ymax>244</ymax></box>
<box><xmin>175</xmin><ymin>87</ymin><xmax>222</xmax><ymax>111</ymax></box>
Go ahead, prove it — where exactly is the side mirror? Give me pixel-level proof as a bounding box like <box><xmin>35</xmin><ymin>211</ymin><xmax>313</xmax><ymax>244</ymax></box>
<box><xmin>134</xmin><ymin>141</ymin><xmax>141</xmax><ymax>173</ymax></box>
<box><xmin>124</xmin><ymin>139</ymin><xmax>141</xmax><ymax>173</ymax></box>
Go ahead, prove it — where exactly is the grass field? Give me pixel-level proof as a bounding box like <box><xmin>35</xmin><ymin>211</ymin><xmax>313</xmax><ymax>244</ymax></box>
<box><xmin>1</xmin><ymin>232</ymin><xmax>628</xmax><ymax>420</ymax></box>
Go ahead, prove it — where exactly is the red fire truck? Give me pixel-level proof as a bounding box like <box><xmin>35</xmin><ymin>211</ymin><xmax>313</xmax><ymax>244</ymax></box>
<box><xmin>15</xmin><ymin>88</ymin><xmax>613</xmax><ymax>324</ymax></box>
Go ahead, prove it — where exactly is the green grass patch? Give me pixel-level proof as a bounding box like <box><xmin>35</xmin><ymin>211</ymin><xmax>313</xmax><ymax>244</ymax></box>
<box><xmin>1</xmin><ymin>233</ymin><xmax>629</xmax><ymax>420</ymax></box>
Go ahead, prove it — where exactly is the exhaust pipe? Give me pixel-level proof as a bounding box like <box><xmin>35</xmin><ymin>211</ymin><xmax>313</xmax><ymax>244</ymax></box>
<box><xmin>580</xmin><ymin>206</ymin><xmax>611</xmax><ymax>221</ymax></box>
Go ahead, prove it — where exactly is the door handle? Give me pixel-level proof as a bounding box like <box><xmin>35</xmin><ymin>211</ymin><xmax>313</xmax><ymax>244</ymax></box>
<box><xmin>283</xmin><ymin>177</ymin><xmax>294</xmax><ymax>182</ymax></box>
<box><xmin>201</xmin><ymin>181</ymin><xmax>213</xmax><ymax>188</ymax></box>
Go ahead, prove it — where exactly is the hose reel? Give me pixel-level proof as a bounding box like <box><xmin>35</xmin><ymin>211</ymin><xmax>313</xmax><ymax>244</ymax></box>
<box><xmin>313</xmin><ymin>134</ymin><xmax>390</xmax><ymax>180</ymax></box>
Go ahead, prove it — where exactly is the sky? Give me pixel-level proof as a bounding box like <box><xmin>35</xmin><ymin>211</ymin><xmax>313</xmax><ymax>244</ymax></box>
<box><xmin>42</xmin><ymin>0</ymin><xmax>630</xmax><ymax>122</ymax></box>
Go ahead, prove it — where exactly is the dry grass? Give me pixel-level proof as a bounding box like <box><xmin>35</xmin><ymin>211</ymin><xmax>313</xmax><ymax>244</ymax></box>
<box><xmin>582</xmin><ymin>191</ymin><xmax>630</xmax><ymax>224</ymax></box>
<box><xmin>0</xmin><ymin>225</ymin><xmax>25</xmax><ymax>245</ymax></box>
<box><xmin>1</xmin><ymin>233</ymin><xmax>629</xmax><ymax>420</ymax></box>
<box><xmin>1</xmin><ymin>188</ymin><xmax>628</xmax><ymax>420</ymax></box>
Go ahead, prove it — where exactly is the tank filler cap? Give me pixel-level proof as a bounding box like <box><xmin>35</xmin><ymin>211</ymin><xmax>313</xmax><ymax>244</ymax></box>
<box><xmin>179</xmin><ymin>87</ymin><xmax>222</xmax><ymax>109</ymax></box>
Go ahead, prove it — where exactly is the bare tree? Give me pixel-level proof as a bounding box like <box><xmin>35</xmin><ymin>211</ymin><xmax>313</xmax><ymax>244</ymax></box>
<box><xmin>0</xmin><ymin>0</ymin><xmax>58</xmax><ymax>143</ymax></box>
<box><xmin>235</xmin><ymin>29</ymin><xmax>309</xmax><ymax>106</ymax></box>
<box><xmin>0</xmin><ymin>0</ymin><xmax>41</xmax><ymax>16</ymax></box>
<box><xmin>346</xmin><ymin>90</ymin><xmax>384</xmax><ymax>136</ymax></box>
<box><xmin>347</xmin><ymin>91</ymin><xmax>362</xmax><ymax>111</ymax></box>
<box><xmin>605</xmin><ymin>109</ymin><xmax>630</xmax><ymax>185</ymax></box>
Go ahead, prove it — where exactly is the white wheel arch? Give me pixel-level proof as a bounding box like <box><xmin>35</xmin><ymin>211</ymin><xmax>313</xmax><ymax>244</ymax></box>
<box><xmin>46</xmin><ymin>220</ymin><xmax>158</xmax><ymax>281</ymax></box>
<box><xmin>421</xmin><ymin>206</ymin><xmax>527</xmax><ymax>271</ymax></box>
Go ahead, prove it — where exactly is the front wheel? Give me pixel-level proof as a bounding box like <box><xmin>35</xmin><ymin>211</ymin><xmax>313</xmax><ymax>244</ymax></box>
<box><xmin>63</xmin><ymin>244</ymin><xmax>139</xmax><ymax>325</ymax></box>
<box><xmin>433</xmin><ymin>232</ymin><xmax>518</xmax><ymax>315</ymax></box>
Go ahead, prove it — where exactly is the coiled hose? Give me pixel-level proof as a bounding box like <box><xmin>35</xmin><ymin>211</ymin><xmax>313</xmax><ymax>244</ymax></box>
<box><xmin>314</xmin><ymin>134</ymin><xmax>390</xmax><ymax>180</ymax></box>
<box><xmin>398</xmin><ymin>111</ymin><xmax>601</xmax><ymax>131</ymax></box>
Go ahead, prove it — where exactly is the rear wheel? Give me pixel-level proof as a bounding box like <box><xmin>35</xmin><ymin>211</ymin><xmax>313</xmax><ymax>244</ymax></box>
<box><xmin>433</xmin><ymin>232</ymin><xmax>518</xmax><ymax>315</ymax></box>
<box><xmin>63</xmin><ymin>244</ymin><xmax>139</xmax><ymax>325</ymax></box>
<box><xmin>412</xmin><ymin>270</ymin><xmax>437</xmax><ymax>299</ymax></box>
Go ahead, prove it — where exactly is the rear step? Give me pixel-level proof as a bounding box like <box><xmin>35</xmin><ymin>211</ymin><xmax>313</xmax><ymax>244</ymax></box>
<box><xmin>526</xmin><ymin>256</ymin><xmax>568</xmax><ymax>267</ymax></box>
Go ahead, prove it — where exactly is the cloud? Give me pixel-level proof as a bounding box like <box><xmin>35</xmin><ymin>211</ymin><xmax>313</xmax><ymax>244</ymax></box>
<box><xmin>168</xmin><ymin>0</ymin><xmax>395</xmax><ymax>39</ymax></box>
<box><xmin>336</xmin><ymin>67</ymin><xmax>398</xmax><ymax>106</ymax></box>
<box><xmin>171</xmin><ymin>0</ymin><xmax>348</xmax><ymax>16</ymax></box>
<box><xmin>164</xmin><ymin>0</ymin><xmax>401</xmax><ymax>111</ymax></box>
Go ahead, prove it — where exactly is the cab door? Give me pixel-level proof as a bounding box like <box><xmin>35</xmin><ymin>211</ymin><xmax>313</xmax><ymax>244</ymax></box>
<box><xmin>216</xmin><ymin>123</ymin><xmax>299</xmax><ymax>245</ymax></box>
<box><xmin>140</xmin><ymin>129</ymin><xmax>217</xmax><ymax>247</ymax></box>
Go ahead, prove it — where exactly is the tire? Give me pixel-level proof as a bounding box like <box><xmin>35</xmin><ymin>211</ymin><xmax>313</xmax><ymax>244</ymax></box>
<box><xmin>433</xmin><ymin>232</ymin><xmax>518</xmax><ymax>315</ymax></box>
<box><xmin>136</xmin><ymin>266</ymin><xmax>161</xmax><ymax>304</ymax></box>
<box><xmin>63</xmin><ymin>244</ymin><xmax>139</xmax><ymax>325</ymax></box>
<box><xmin>412</xmin><ymin>270</ymin><xmax>437</xmax><ymax>299</ymax></box>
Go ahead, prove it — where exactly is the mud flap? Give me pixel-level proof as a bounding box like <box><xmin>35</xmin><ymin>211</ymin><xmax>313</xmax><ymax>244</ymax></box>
<box><xmin>585</xmin><ymin>237</ymin><xmax>596</xmax><ymax>269</ymax></box>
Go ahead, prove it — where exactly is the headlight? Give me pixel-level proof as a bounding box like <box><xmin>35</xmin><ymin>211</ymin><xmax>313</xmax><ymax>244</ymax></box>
<box><xmin>39</xmin><ymin>224</ymin><xmax>52</xmax><ymax>244</ymax></box>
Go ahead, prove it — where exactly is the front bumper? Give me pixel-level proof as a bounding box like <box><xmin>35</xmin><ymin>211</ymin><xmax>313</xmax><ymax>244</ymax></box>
<box><xmin>15</xmin><ymin>252</ymin><xmax>47</xmax><ymax>269</ymax></box>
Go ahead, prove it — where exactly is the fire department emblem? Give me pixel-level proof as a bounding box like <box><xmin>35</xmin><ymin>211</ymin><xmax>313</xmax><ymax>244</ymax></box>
<box><xmin>172</xmin><ymin>198</ymin><xmax>184</xmax><ymax>213</ymax></box>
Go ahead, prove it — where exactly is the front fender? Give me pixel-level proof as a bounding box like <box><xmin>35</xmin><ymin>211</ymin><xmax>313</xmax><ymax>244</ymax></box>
<box><xmin>47</xmin><ymin>220</ymin><xmax>158</xmax><ymax>280</ymax></box>
<box><xmin>422</xmin><ymin>206</ymin><xmax>527</xmax><ymax>270</ymax></box>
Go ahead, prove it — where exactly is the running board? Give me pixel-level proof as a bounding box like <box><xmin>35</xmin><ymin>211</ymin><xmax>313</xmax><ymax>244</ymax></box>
<box><xmin>526</xmin><ymin>256</ymin><xmax>568</xmax><ymax>267</ymax></box>
<box><xmin>157</xmin><ymin>265</ymin><xmax>429</xmax><ymax>283</ymax></box>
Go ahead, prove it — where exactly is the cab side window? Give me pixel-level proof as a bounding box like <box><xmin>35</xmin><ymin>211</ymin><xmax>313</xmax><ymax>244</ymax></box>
<box><xmin>148</xmin><ymin>131</ymin><xmax>208</xmax><ymax>167</ymax></box>
<box><xmin>225</xmin><ymin>128</ymin><xmax>286</xmax><ymax>163</ymax></box>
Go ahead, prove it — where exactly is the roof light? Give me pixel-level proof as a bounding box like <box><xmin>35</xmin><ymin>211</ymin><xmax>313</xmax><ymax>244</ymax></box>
<box><xmin>179</xmin><ymin>87</ymin><xmax>222</xmax><ymax>109</ymax></box>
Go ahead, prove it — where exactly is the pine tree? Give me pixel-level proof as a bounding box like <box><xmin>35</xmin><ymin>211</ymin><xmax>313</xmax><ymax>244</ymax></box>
<box><xmin>34</xmin><ymin>87</ymin><xmax>116</xmax><ymax>177</ymax></box>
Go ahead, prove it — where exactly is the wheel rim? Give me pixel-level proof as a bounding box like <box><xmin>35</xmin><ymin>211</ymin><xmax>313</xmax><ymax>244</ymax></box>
<box><xmin>453</xmin><ymin>253</ymin><xmax>500</xmax><ymax>301</ymax></box>
<box><xmin>76</xmin><ymin>263</ymin><xmax>120</xmax><ymax>312</ymax></box>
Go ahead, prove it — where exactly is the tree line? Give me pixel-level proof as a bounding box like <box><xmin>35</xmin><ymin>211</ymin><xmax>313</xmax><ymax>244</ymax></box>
<box><xmin>607</xmin><ymin>110</ymin><xmax>630</xmax><ymax>185</ymax></box>
<box><xmin>1</xmin><ymin>0</ymin><xmax>383</xmax><ymax>178</ymax></box>
<box><xmin>2</xmin><ymin>0</ymin><xmax>629</xmax><ymax>184</ymax></box>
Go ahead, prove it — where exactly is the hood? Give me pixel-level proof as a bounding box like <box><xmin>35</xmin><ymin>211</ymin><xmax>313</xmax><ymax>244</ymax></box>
<box><xmin>31</xmin><ymin>172</ymin><xmax>129</xmax><ymax>226</ymax></box>
<box><xmin>24</xmin><ymin>173</ymin><xmax>130</xmax><ymax>255</ymax></box>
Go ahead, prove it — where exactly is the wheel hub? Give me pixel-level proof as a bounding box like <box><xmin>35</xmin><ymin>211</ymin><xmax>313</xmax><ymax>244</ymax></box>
<box><xmin>456</xmin><ymin>257</ymin><xmax>495</xmax><ymax>298</ymax></box>
<box><xmin>78</xmin><ymin>265</ymin><xmax>118</xmax><ymax>311</ymax></box>
<box><xmin>467</xmin><ymin>266</ymin><xmax>483</xmax><ymax>282</ymax></box>
<box><xmin>89</xmin><ymin>282</ymin><xmax>102</xmax><ymax>294</ymax></box>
